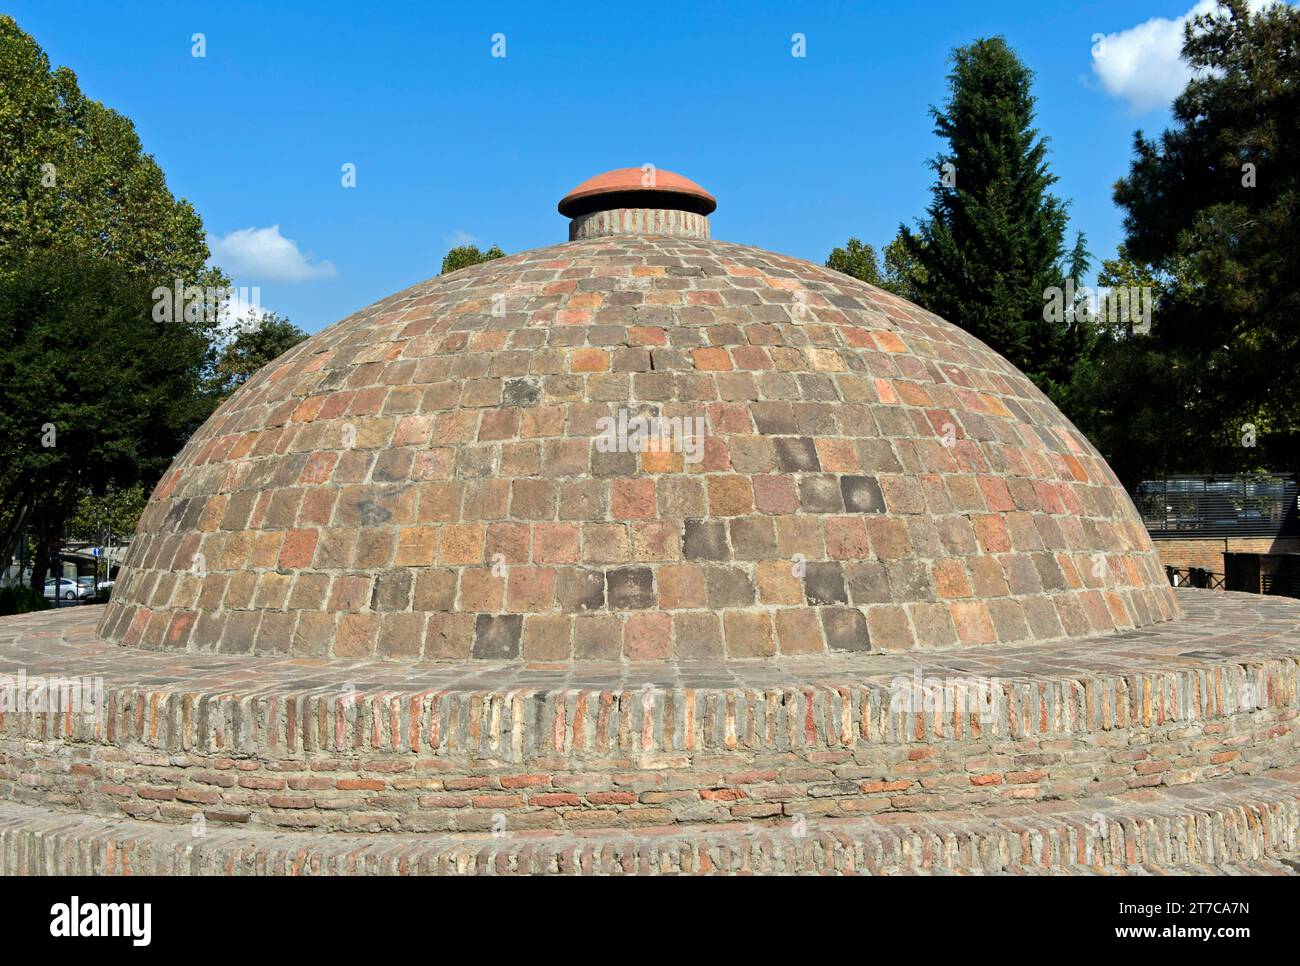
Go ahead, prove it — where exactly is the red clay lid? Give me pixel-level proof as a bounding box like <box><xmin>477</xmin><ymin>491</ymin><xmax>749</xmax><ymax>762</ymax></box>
<box><xmin>558</xmin><ymin>167</ymin><xmax>717</xmax><ymax>218</ymax></box>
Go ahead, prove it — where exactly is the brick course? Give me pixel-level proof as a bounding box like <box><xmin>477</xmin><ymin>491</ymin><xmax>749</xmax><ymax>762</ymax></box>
<box><xmin>3</xmin><ymin>773</ymin><xmax>1298</xmax><ymax>875</ymax></box>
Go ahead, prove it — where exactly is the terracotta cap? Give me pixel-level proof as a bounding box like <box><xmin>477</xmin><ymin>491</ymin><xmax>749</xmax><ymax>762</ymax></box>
<box><xmin>557</xmin><ymin>167</ymin><xmax>717</xmax><ymax>218</ymax></box>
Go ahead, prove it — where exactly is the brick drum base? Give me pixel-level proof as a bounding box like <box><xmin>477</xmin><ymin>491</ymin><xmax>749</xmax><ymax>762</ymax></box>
<box><xmin>2</xmin><ymin>588</ymin><xmax>1299</xmax><ymax>874</ymax></box>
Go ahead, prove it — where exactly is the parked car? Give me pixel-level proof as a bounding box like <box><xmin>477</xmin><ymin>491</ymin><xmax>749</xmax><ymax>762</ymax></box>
<box><xmin>42</xmin><ymin>578</ymin><xmax>93</xmax><ymax>601</ymax></box>
<box><xmin>77</xmin><ymin>575</ymin><xmax>114</xmax><ymax>602</ymax></box>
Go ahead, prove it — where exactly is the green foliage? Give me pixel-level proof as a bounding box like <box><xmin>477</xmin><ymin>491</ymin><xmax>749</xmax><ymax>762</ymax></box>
<box><xmin>67</xmin><ymin>484</ymin><xmax>147</xmax><ymax>543</ymax></box>
<box><xmin>881</xmin><ymin>232</ymin><xmax>929</xmax><ymax>303</ymax></box>
<box><xmin>898</xmin><ymin>37</ymin><xmax>1080</xmax><ymax>389</ymax></box>
<box><xmin>210</xmin><ymin>311</ymin><xmax>309</xmax><ymax>401</ymax></box>
<box><xmin>824</xmin><ymin>233</ymin><xmax>931</xmax><ymax>302</ymax></box>
<box><xmin>1072</xmin><ymin>0</ymin><xmax>1300</xmax><ymax>482</ymax></box>
<box><xmin>0</xmin><ymin>15</ymin><xmax>221</xmax><ymax>288</ymax></box>
<box><xmin>0</xmin><ymin>15</ymin><xmax>225</xmax><ymax>585</ymax></box>
<box><xmin>0</xmin><ymin>248</ymin><xmax>213</xmax><ymax>521</ymax></box>
<box><xmin>441</xmin><ymin>244</ymin><xmax>505</xmax><ymax>274</ymax></box>
<box><xmin>825</xmin><ymin>238</ymin><xmax>883</xmax><ymax>286</ymax></box>
<box><xmin>0</xmin><ymin>584</ymin><xmax>49</xmax><ymax>616</ymax></box>
<box><xmin>1094</xmin><ymin>245</ymin><xmax>1160</xmax><ymax>336</ymax></box>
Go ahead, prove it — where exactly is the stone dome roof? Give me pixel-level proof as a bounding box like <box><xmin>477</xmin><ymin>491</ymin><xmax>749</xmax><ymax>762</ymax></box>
<box><xmin>99</xmin><ymin>172</ymin><xmax>1177</xmax><ymax>662</ymax></box>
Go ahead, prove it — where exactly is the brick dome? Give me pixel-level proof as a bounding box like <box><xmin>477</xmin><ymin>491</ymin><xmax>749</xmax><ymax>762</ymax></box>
<box><xmin>99</xmin><ymin>171</ymin><xmax>1177</xmax><ymax>662</ymax></box>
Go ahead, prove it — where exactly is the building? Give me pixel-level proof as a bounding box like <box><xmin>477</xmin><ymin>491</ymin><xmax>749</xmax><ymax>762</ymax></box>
<box><xmin>1</xmin><ymin>169</ymin><xmax>1297</xmax><ymax>875</ymax></box>
<box><xmin>1138</xmin><ymin>474</ymin><xmax>1300</xmax><ymax>596</ymax></box>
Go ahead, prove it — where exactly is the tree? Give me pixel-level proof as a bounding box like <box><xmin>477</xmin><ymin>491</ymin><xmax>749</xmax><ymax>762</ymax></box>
<box><xmin>1106</xmin><ymin>0</ymin><xmax>1300</xmax><ymax>478</ymax></box>
<box><xmin>898</xmin><ymin>37</ymin><xmax>1081</xmax><ymax>388</ymax></box>
<box><xmin>441</xmin><ymin>244</ymin><xmax>505</xmax><ymax>274</ymax></box>
<box><xmin>0</xmin><ymin>17</ymin><xmax>221</xmax><ymax>286</ymax></box>
<box><xmin>0</xmin><ymin>16</ymin><xmax>225</xmax><ymax>586</ymax></box>
<box><xmin>881</xmin><ymin>232</ymin><xmax>929</xmax><ymax>303</ymax></box>
<box><xmin>66</xmin><ymin>483</ymin><xmax>146</xmax><ymax>583</ymax></box>
<box><xmin>210</xmin><ymin>311</ymin><xmax>309</xmax><ymax>400</ymax></box>
<box><xmin>825</xmin><ymin>234</ymin><xmax>937</xmax><ymax>303</ymax></box>
<box><xmin>67</xmin><ymin>484</ymin><xmax>147</xmax><ymax>545</ymax></box>
<box><xmin>825</xmin><ymin>238</ymin><xmax>883</xmax><ymax>286</ymax></box>
<box><xmin>0</xmin><ymin>250</ymin><xmax>214</xmax><ymax>589</ymax></box>
<box><xmin>1094</xmin><ymin>245</ymin><xmax>1161</xmax><ymax>337</ymax></box>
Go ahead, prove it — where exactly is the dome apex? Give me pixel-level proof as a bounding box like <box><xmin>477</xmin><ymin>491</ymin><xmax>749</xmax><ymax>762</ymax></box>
<box><xmin>557</xmin><ymin>167</ymin><xmax>716</xmax><ymax>218</ymax></box>
<box><xmin>558</xmin><ymin>167</ymin><xmax>716</xmax><ymax>240</ymax></box>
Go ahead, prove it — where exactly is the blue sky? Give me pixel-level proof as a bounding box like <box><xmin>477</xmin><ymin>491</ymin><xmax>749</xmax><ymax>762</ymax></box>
<box><xmin>8</xmin><ymin>0</ymin><xmax>1234</xmax><ymax>333</ymax></box>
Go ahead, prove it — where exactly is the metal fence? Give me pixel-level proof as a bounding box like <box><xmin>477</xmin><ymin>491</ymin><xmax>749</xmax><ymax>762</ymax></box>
<box><xmin>1165</xmin><ymin>566</ymin><xmax>1226</xmax><ymax>589</ymax></box>
<box><xmin>1134</xmin><ymin>475</ymin><xmax>1300</xmax><ymax>539</ymax></box>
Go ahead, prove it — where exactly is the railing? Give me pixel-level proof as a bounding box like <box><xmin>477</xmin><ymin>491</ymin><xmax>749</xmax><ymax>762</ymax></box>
<box><xmin>1262</xmin><ymin>573</ymin><xmax>1300</xmax><ymax>599</ymax></box>
<box><xmin>1165</xmin><ymin>566</ymin><xmax>1226</xmax><ymax>590</ymax></box>
<box><xmin>1135</xmin><ymin>474</ymin><xmax>1299</xmax><ymax>539</ymax></box>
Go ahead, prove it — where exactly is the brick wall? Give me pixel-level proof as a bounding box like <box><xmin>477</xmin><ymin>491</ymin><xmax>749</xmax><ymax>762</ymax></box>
<box><xmin>1151</xmin><ymin>537</ymin><xmax>1300</xmax><ymax>574</ymax></box>
<box><xmin>2</xmin><ymin>657</ymin><xmax>1296</xmax><ymax>834</ymax></box>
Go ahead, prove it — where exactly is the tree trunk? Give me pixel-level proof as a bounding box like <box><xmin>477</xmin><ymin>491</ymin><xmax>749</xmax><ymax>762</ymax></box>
<box><xmin>28</xmin><ymin>511</ymin><xmax>58</xmax><ymax>594</ymax></box>
<box><xmin>0</xmin><ymin>492</ymin><xmax>33</xmax><ymax>583</ymax></box>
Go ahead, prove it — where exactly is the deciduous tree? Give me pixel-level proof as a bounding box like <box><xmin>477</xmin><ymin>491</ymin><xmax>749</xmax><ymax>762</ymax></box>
<box><xmin>441</xmin><ymin>244</ymin><xmax>505</xmax><ymax>274</ymax></box>
<box><xmin>0</xmin><ymin>16</ymin><xmax>225</xmax><ymax>585</ymax></box>
<box><xmin>210</xmin><ymin>311</ymin><xmax>309</xmax><ymax>401</ymax></box>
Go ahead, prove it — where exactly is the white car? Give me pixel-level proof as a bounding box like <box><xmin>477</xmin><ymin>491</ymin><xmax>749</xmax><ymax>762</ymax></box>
<box><xmin>77</xmin><ymin>576</ymin><xmax>113</xmax><ymax>599</ymax></box>
<box><xmin>43</xmin><ymin>578</ymin><xmax>93</xmax><ymax>601</ymax></box>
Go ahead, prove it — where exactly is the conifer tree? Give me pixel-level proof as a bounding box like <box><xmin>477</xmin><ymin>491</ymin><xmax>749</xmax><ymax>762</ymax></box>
<box><xmin>900</xmin><ymin>37</ymin><xmax>1078</xmax><ymax>386</ymax></box>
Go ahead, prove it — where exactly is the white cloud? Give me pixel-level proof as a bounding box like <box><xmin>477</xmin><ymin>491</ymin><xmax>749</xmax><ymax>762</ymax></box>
<box><xmin>445</xmin><ymin>229</ymin><xmax>479</xmax><ymax>248</ymax></box>
<box><xmin>1090</xmin><ymin>1</ymin><xmax>1281</xmax><ymax>114</ymax></box>
<box><xmin>208</xmin><ymin>225</ymin><xmax>336</xmax><ymax>283</ymax></box>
